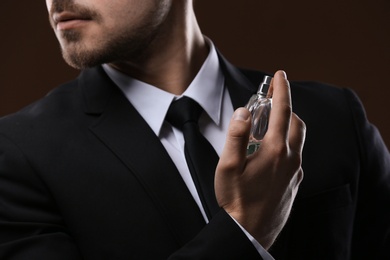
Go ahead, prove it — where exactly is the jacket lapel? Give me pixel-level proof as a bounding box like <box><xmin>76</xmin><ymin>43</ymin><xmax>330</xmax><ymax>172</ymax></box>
<box><xmin>80</xmin><ymin>67</ymin><xmax>206</xmax><ymax>246</ymax></box>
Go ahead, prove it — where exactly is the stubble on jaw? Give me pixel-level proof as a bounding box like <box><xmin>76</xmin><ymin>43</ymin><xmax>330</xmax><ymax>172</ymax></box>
<box><xmin>58</xmin><ymin>26</ymin><xmax>161</xmax><ymax>70</ymax></box>
<box><xmin>58</xmin><ymin>30</ymin><xmax>88</xmax><ymax>69</ymax></box>
<box><xmin>50</xmin><ymin>1</ymin><xmax>171</xmax><ymax>70</ymax></box>
<box><xmin>49</xmin><ymin>0</ymin><xmax>106</xmax><ymax>69</ymax></box>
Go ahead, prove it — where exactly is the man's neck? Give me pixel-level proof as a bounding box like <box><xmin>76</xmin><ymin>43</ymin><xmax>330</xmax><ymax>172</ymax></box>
<box><xmin>108</xmin><ymin>3</ymin><xmax>208</xmax><ymax>95</ymax></box>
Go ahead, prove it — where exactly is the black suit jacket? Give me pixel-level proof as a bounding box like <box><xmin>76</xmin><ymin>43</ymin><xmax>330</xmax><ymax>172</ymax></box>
<box><xmin>0</xmin><ymin>54</ymin><xmax>389</xmax><ymax>259</ymax></box>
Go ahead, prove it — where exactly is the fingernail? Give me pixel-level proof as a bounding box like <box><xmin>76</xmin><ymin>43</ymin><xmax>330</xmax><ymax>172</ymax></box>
<box><xmin>275</xmin><ymin>70</ymin><xmax>287</xmax><ymax>79</ymax></box>
<box><xmin>233</xmin><ymin>108</ymin><xmax>250</xmax><ymax>121</ymax></box>
<box><xmin>280</xmin><ymin>70</ymin><xmax>287</xmax><ymax>79</ymax></box>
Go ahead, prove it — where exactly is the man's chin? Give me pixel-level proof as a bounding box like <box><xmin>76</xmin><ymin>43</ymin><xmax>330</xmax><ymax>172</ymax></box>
<box><xmin>59</xmin><ymin>35</ymin><xmax>149</xmax><ymax>69</ymax></box>
<box><xmin>61</xmin><ymin>49</ymin><xmax>106</xmax><ymax>70</ymax></box>
<box><xmin>62</xmin><ymin>53</ymin><xmax>87</xmax><ymax>70</ymax></box>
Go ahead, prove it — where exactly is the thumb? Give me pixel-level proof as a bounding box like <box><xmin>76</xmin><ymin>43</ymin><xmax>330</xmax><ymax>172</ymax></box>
<box><xmin>218</xmin><ymin>108</ymin><xmax>251</xmax><ymax>174</ymax></box>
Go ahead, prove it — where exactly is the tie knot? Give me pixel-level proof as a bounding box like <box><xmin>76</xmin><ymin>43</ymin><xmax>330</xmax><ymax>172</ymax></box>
<box><xmin>166</xmin><ymin>97</ymin><xmax>203</xmax><ymax>129</ymax></box>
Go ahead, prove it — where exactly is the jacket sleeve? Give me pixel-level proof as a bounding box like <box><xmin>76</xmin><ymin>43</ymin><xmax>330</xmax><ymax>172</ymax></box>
<box><xmin>344</xmin><ymin>88</ymin><xmax>390</xmax><ymax>259</ymax></box>
<box><xmin>0</xmin><ymin>134</ymin><xmax>82</xmax><ymax>259</ymax></box>
<box><xmin>168</xmin><ymin>209</ymin><xmax>263</xmax><ymax>259</ymax></box>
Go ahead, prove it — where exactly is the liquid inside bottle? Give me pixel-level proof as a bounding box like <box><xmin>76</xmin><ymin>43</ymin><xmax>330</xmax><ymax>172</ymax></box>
<box><xmin>245</xmin><ymin>75</ymin><xmax>273</xmax><ymax>155</ymax></box>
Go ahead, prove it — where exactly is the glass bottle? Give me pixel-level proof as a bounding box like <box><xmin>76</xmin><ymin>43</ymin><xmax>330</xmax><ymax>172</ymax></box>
<box><xmin>245</xmin><ymin>75</ymin><xmax>273</xmax><ymax>155</ymax></box>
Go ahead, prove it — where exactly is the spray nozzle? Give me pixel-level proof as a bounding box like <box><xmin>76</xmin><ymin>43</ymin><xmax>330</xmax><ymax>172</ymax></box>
<box><xmin>258</xmin><ymin>75</ymin><xmax>272</xmax><ymax>96</ymax></box>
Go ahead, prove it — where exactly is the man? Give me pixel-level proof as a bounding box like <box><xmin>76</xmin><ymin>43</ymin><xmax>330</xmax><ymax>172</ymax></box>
<box><xmin>0</xmin><ymin>0</ymin><xmax>388</xmax><ymax>259</ymax></box>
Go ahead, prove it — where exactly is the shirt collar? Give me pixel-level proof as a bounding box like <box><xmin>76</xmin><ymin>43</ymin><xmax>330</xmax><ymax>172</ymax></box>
<box><xmin>102</xmin><ymin>39</ymin><xmax>224</xmax><ymax>136</ymax></box>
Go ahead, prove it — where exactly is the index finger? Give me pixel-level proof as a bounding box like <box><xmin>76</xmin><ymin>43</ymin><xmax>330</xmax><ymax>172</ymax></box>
<box><xmin>266</xmin><ymin>70</ymin><xmax>292</xmax><ymax>143</ymax></box>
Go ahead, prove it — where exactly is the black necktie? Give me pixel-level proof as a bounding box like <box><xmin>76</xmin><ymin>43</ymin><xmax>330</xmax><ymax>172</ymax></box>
<box><xmin>166</xmin><ymin>97</ymin><xmax>220</xmax><ymax>219</ymax></box>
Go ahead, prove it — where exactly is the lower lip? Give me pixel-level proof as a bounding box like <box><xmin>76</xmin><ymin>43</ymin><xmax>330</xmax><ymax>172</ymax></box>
<box><xmin>56</xmin><ymin>19</ymin><xmax>90</xmax><ymax>30</ymax></box>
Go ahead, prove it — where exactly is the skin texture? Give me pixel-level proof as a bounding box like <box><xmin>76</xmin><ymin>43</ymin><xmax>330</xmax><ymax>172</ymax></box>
<box><xmin>46</xmin><ymin>0</ymin><xmax>208</xmax><ymax>95</ymax></box>
<box><xmin>46</xmin><ymin>0</ymin><xmax>171</xmax><ymax>67</ymax></box>
<box><xmin>46</xmin><ymin>0</ymin><xmax>306</xmax><ymax>250</ymax></box>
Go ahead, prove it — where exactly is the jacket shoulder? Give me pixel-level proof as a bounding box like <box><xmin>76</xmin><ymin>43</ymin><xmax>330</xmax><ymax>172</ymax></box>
<box><xmin>0</xmin><ymin>78</ymin><xmax>82</xmax><ymax>136</ymax></box>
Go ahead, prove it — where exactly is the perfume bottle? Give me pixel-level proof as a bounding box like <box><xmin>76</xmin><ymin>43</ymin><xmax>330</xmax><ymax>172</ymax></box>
<box><xmin>245</xmin><ymin>75</ymin><xmax>273</xmax><ymax>155</ymax></box>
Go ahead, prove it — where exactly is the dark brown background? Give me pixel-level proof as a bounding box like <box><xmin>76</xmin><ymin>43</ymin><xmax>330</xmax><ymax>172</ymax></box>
<box><xmin>1</xmin><ymin>1</ymin><xmax>389</xmax><ymax>147</ymax></box>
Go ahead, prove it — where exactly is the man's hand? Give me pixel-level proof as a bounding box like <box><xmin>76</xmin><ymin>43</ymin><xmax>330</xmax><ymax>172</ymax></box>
<box><xmin>215</xmin><ymin>70</ymin><xmax>306</xmax><ymax>249</ymax></box>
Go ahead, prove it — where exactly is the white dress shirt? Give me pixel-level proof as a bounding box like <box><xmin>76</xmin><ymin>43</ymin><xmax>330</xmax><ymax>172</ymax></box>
<box><xmin>102</xmin><ymin>40</ymin><xmax>273</xmax><ymax>260</ymax></box>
